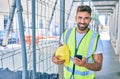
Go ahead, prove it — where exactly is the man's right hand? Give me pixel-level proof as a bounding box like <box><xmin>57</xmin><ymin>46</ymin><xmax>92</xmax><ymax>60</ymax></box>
<box><xmin>52</xmin><ymin>55</ymin><xmax>65</xmax><ymax>65</ymax></box>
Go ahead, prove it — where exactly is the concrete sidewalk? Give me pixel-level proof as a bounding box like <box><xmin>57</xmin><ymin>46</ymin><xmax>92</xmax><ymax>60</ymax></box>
<box><xmin>96</xmin><ymin>40</ymin><xmax>120</xmax><ymax>79</ymax></box>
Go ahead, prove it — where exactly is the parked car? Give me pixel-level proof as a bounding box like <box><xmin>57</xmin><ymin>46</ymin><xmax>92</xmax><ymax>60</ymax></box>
<box><xmin>0</xmin><ymin>30</ymin><xmax>19</xmax><ymax>46</ymax></box>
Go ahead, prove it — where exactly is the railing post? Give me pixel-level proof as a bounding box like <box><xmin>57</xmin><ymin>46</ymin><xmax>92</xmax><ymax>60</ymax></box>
<box><xmin>32</xmin><ymin>0</ymin><xmax>37</xmax><ymax>79</ymax></box>
<box><xmin>16</xmin><ymin>0</ymin><xmax>28</xmax><ymax>79</ymax></box>
<box><xmin>48</xmin><ymin>0</ymin><xmax>58</xmax><ymax>30</ymax></box>
<box><xmin>2</xmin><ymin>0</ymin><xmax>16</xmax><ymax>46</ymax></box>
<box><xmin>59</xmin><ymin>0</ymin><xmax>65</xmax><ymax>79</ymax></box>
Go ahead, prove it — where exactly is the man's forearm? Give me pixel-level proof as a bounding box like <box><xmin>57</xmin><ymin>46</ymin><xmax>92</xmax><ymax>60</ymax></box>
<box><xmin>84</xmin><ymin>62</ymin><xmax>102</xmax><ymax>71</ymax></box>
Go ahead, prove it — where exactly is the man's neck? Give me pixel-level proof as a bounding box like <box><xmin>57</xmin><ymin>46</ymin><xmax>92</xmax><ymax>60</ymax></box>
<box><xmin>76</xmin><ymin>27</ymin><xmax>89</xmax><ymax>34</ymax></box>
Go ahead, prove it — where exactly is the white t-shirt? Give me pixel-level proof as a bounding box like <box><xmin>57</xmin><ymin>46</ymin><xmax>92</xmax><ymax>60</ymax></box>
<box><xmin>60</xmin><ymin>31</ymin><xmax>103</xmax><ymax>54</ymax></box>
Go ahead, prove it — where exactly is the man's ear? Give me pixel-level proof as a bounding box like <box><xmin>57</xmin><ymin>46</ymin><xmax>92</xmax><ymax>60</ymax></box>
<box><xmin>89</xmin><ymin>17</ymin><xmax>92</xmax><ymax>22</ymax></box>
<box><xmin>90</xmin><ymin>17</ymin><xmax>92</xmax><ymax>21</ymax></box>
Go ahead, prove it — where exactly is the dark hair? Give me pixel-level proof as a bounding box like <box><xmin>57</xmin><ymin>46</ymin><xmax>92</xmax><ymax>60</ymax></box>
<box><xmin>76</xmin><ymin>5</ymin><xmax>92</xmax><ymax>15</ymax></box>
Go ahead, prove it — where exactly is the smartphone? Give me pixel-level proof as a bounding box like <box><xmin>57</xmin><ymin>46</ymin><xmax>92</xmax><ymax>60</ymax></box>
<box><xmin>75</xmin><ymin>55</ymin><xmax>82</xmax><ymax>60</ymax></box>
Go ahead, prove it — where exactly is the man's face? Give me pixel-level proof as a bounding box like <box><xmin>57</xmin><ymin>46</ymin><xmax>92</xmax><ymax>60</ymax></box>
<box><xmin>75</xmin><ymin>12</ymin><xmax>91</xmax><ymax>31</ymax></box>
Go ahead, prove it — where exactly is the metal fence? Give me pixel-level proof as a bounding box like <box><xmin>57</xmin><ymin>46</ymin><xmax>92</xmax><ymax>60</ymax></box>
<box><xmin>0</xmin><ymin>0</ymin><xmax>61</xmax><ymax>78</ymax></box>
<box><xmin>0</xmin><ymin>39</ymin><xmax>59</xmax><ymax>79</ymax></box>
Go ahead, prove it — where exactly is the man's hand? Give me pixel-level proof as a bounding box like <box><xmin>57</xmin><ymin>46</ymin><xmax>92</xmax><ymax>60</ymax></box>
<box><xmin>52</xmin><ymin>55</ymin><xmax>65</xmax><ymax>65</ymax></box>
<box><xmin>74</xmin><ymin>54</ymin><xmax>103</xmax><ymax>71</ymax></box>
<box><xmin>74</xmin><ymin>57</ymin><xmax>86</xmax><ymax>66</ymax></box>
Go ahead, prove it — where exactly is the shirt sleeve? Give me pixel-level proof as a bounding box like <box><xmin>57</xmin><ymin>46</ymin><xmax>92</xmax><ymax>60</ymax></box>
<box><xmin>94</xmin><ymin>37</ymin><xmax>103</xmax><ymax>54</ymax></box>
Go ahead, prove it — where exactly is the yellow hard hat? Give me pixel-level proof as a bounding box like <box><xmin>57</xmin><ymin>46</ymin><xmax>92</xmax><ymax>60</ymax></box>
<box><xmin>55</xmin><ymin>44</ymin><xmax>70</xmax><ymax>66</ymax></box>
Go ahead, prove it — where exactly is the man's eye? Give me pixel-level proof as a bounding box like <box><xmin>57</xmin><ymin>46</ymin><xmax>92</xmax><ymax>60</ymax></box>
<box><xmin>85</xmin><ymin>17</ymin><xmax>89</xmax><ymax>19</ymax></box>
<box><xmin>78</xmin><ymin>17</ymin><xmax>82</xmax><ymax>19</ymax></box>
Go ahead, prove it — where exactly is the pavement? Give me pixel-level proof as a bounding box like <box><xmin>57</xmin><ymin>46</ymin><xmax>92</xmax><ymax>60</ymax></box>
<box><xmin>96</xmin><ymin>32</ymin><xmax>120</xmax><ymax>79</ymax></box>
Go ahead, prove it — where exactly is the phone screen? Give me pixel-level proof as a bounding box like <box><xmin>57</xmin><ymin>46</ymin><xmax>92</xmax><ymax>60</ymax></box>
<box><xmin>75</xmin><ymin>55</ymin><xmax>82</xmax><ymax>60</ymax></box>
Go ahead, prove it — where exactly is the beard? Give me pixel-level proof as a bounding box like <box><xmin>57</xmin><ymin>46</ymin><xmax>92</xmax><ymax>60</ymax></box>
<box><xmin>77</xmin><ymin>23</ymin><xmax>89</xmax><ymax>31</ymax></box>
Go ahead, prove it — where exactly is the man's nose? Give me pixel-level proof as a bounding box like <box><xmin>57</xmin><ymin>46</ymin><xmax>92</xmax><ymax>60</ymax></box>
<box><xmin>81</xmin><ymin>19</ymin><xmax>85</xmax><ymax>23</ymax></box>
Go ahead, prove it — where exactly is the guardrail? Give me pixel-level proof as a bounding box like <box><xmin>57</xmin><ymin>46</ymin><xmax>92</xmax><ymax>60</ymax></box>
<box><xmin>0</xmin><ymin>39</ymin><xmax>59</xmax><ymax>79</ymax></box>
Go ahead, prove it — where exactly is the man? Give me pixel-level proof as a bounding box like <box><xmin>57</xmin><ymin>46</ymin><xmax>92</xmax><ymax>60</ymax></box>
<box><xmin>52</xmin><ymin>5</ymin><xmax>103</xmax><ymax>79</ymax></box>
